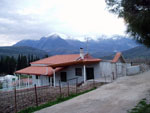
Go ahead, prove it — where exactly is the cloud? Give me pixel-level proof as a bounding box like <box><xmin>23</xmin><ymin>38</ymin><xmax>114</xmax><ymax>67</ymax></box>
<box><xmin>0</xmin><ymin>0</ymin><xmax>126</xmax><ymax>46</ymax></box>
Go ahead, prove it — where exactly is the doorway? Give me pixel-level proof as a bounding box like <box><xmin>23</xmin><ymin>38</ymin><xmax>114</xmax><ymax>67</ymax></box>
<box><xmin>86</xmin><ymin>68</ymin><xmax>94</xmax><ymax>80</ymax></box>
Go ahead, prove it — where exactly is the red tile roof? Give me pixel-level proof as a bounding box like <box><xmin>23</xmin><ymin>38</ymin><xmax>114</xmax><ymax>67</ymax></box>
<box><xmin>15</xmin><ymin>54</ymin><xmax>101</xmax><ymax>75</ymax></box>
<box><xmin>111</xmin><ymin>52</ymin><xmax>125</xmax><ymax>63</ymax></box>
<box><xmin>15</xmin><ymin>66</ymin><xmax>63</xmax><ymax>76</ymax></box>
<box><xmin>47</xmin><ymin>54</ymin><xmax>101</xmax><ymax>67</ymax></box>
<box><xmin>31</xmin><ymin>54</ymin><xmax>80</xmax><ymax>65</ymax></box>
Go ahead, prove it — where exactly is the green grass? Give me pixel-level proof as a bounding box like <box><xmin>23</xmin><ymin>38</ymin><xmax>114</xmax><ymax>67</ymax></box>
<box><xmin>127</xmin><ymin>99</ymin><xmax>150</xmax><ymax>113</ymax></box>
<box><xmin>18</xmin><ymin>88</ymin><xmax>96</xmax><ymax>113</ymax></box>
<box><xmin>0</xmin><ymin>82</ymin><xmax>2</xmax><ymax>89</ymax></box>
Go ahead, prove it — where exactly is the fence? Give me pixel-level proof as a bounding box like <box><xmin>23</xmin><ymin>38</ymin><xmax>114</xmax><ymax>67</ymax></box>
<box><xmin>0</xmin><ymin>79</ymin><xmax>102</xmax><ymax>113</ymax></box>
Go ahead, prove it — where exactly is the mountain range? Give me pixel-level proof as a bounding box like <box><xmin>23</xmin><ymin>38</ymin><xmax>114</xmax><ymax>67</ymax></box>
<box><xmin>13</xmin><ymin>33</ymin><xmax>139</xmax><ymax>58</ymax></box>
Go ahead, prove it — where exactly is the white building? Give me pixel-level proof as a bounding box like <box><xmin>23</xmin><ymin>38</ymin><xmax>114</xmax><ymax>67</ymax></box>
<box><xmin>15</xmin><ymin>48</ymin><xmax>127</xmax><ymax>87</ymax></box>
<box><xmin>1</xmin><ymin>75</ymin><xmax>18</xmax><ymax>89</ymax></box>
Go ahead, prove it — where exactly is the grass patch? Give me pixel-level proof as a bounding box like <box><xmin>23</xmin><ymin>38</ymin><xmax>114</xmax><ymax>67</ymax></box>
<box><xmin>18</xmin><ymin>87</ymin><xmax>96</xmax><ymax>113</ymax></box>
<box><xmin>127</xmin><ymin>98</ymin><xmax>150</xmax><ymax>113</ymax></box>
<box><xmin>19</xmin><ymin>74</ymin><xmax>32</xmax><ymax>79</ymax></box>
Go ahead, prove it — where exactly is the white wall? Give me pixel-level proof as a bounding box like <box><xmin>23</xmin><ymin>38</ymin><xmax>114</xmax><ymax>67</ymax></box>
<box><xmin>100</xmin><ymin>62</ymin><xmax>113</xmax><ymax>77</ymax></box>
<box><xmin>116</xmin><ymin>63</ymin><xmax>127</xmax><ymax>77</ymax></box>
<box><xmin>100</xmin><ymin>61</ymin><xmax>127</xmax><ymax>79</ymax></box>
<box><xmin>31</xmin><ymin>63</ymin><xmax>100</xmax><ymax>86</ymax></box>
<box><xmin>32</xmin><ymin>75</ymin><xmax>52</xmax><ymax>86</ymax></box>
<box><xmin>127</xmin><ymin>65</ymin><xmax>140</xmax><ymax>76</ymax></box>
<box><xmin>55</xmin><ymin>63</ymin><xmax>101</xmax><ymax>86</ymax></box>
<box><xmin>40</xmin><ymin>76</ymin><xmax>49</xmax><ymax>86</ymax></box>
<box><xmin>31</xmin><ymin>61</ymin><xmax>129</xmax><ymax>86</ymax></box>
<box><xmin>32</xmin><ymin>75</ymin><xmax>40</xmax><ymax>86</ymax></box>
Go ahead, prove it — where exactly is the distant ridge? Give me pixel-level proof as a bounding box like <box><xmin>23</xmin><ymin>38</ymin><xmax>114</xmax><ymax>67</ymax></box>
<box><xmin>13</xmin><ymin>33</ymin><xmax>138</xmax><ymax>58</ymax></box>
<box><xmin>102</xmin><ymin>46</ymin><xmax>150</xmax><ymax>60</ymax></box>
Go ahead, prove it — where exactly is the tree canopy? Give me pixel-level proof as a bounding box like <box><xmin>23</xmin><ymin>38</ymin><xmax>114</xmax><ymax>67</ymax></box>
<box><xmin>105</xmin><ymin>0</ymin><xmax>150</xmax><ymax>46</ymax></box>
<box><xmin>0</xmin><ymin>55</ymin><xmax>40</xmax><ymax>75</ymax></box>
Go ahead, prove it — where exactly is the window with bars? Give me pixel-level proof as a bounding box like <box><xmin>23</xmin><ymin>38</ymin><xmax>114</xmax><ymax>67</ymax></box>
<box><xmin>75</xmin><ymin>68</ymin><xmax>82</xmax><ymax>76</ymax></box>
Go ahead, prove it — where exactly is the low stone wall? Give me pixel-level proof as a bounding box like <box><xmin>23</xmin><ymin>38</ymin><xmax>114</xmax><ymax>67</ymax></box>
<box><xmin>127</xmin><ymin>64</ymin><xmax>150</xmax><ymax>76</ymax></box>
<box><xmin>140</xmin><ymin>64</ymin><xmax>150</xmax><ymax>72</ymax></box>
<box><xmin>127</xmin><ymin>65</ymin><xmax>140</xmax><ymax>76</ymax></box>
<box><xmin>0</xmin><ymin>81</ymin><xmax>102</xmax><ymax>113</ymax></box>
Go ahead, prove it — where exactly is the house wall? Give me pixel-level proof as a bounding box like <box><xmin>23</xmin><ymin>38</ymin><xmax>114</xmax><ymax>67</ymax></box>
<box><xmin>55</xmin><ymin>63</ymin><xmax>100</xmax><ymax>86</ymax></box>
<box><xmin>116</xmin><ymin>63</ymin><xmax>126</xmax><ymax>77</ymax></box>
<box><xmin>31</xmin><ymin>63</ymin><xmax>100</xmax><ymax>86</ymax></box>
<box><xmin>99</xmin><ymin>61</ymin><xmax>127</xmax><ymax>79</ymax></box>
<box><xmin>32</xmin><ymin>61</ymin><xmax>128</xmax><ymax>86</ymax></box>
<box><xmin>32</xmin><ymin>75</ymin><xmax>40</xmax><ymax>86</ymax></box>
<box><xmin>32</xmin><ymin>75</ymin><xmax>50</xmax><ymax>86</ymax></box>
<box><xmin>100</xmin><ymin>62</ymin><xmax>113</xmax><ymax>77</ymax></box>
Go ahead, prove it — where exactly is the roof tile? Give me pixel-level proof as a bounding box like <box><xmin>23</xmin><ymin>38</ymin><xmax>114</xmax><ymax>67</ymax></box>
<box><xmin>15</xmin><ymin>66</ymin><xmax>63</xmax><ymax>76</ymax></box>
<box><xmin>112</xmin><ymin>52</ymin><xmax>123</xmax><ymax>63</ymax></box>
<box><xmin>31</xmin><ymin>54</ymin><xmax>80</xmax><ymax>65</ymax></box>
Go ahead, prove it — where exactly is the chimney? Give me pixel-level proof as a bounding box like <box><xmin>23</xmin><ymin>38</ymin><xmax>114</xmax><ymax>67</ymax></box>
<box><xmin>80</xmin><ymin>48</ymin><xmax>84</xmax><ymax>59</ymax></box>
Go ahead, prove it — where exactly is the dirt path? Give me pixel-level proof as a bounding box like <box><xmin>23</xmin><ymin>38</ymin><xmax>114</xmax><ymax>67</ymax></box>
<box><xmin>35</xmin><ymin>71</ymin><xmax>150</xmax><ymax>113</ymax></box>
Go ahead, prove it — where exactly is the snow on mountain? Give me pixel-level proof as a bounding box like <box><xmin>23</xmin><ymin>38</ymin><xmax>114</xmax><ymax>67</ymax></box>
<box><xmin>45</xmin><ymin>32</ymin><xmax>69</xmax><ymax>39</ymax></box>
<box><xmin>13</xmin><ymin>33</ymin><xmax>139</xmax><ymax>57</ymax></box>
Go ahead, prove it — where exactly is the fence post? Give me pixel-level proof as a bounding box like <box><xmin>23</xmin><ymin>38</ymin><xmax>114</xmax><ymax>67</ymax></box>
<box><xmin>67</xmin><ymin>82</ymin><xmax>69</xmax><ymax>96</ymax></box>
<box><xmin>75</xmin><ymin>78</ymin><xmax>78</xmax><ymax>94</ymax></box>
<box><xmin>59</xmin><ymin>80</ymin><xmax>62</xmax><ymax>98</ymax></box>
<box><xmin>34</xmin><ymin>84</ymin><xmax>38</xmax><ymax>106</ymax></box>
<box><xmin>14</xmin><ymin>87</ymin><xmax>17</xmax><ymax>113</ymax></box>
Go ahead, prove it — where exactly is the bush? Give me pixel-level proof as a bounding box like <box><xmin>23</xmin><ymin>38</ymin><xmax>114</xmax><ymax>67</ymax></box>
<box><xmin>128</xmin><ymin>99</ymin><xmax>150</xmax><ymax>113</ymax></box>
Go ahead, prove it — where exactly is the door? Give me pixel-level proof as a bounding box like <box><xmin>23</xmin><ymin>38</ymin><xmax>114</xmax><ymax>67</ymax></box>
<box><xmin>86</xmin><ymin>68</ymin><xmax>94</xmax><ymax>80</ymax></box>
<box><xmin>60</xmin><ymin>72</ymin><xmax>67</xmax><ymax>82</ymax></box>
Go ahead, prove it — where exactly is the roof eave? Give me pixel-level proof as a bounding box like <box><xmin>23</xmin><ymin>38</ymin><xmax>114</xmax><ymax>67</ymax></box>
<box><xmin>49</xmin><ymin>59</ymin><xmax>101</xmax><ymax>68</ymax></box>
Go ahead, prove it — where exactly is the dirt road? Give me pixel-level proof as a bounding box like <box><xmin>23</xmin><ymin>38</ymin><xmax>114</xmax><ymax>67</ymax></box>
<box><xmin>35</xmin><ymin>71</ymin><xmax>150</xmax><ymax>113</ymax></box>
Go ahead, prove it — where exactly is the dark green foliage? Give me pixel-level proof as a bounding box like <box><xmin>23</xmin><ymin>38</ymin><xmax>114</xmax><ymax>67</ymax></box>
<box><xmin>0</xmin><ymin>82</ymin><xmax>2</xmax><ymax>89</ymax></box>
<box><xmin>0</xmin><ymin>54</ymin><xmax>40</xmax><ymax>75</ymax></box>
<box><xmin>105</xmin><ymin>0</ymin><xmax>150</xmax><ymax>46</ymax></box>
<box><xmin>0</xmin><ymin>56</ymin><xmax>16</xmax><ymax>74</ymax></box>
<box><xmin>43</xmin><ymin>54</ymin><xmax>49</xmax><ymax>58</ymax></box>
<box><xmin>0</xmin><ymin>46</ymin><xmax>48</xmax><ymax>58</ymax></box>
<box><xmin>128</xmin><ymin>99</ymin><xmax>150</xmax><ymax>113</ymax></box>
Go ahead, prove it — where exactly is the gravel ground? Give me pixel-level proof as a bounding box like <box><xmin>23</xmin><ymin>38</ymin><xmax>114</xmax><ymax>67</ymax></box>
<box><xmin>35</xmin><ymin>71</ymin><xmax>150</xmax><ymax>113</ymax></box>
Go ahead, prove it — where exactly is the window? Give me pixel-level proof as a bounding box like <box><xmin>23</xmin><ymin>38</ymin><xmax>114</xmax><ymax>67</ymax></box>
<box><xmin>36</xmin><ymin>76</ymin><xmax>38</xmax><ymax>79</ymax></box>
<box><xmin>60</xmin><ymin>72</ymin><xmax>67</xmax><ymax>82</ymax></box>
<box><xmin>75</xmin><ymin>68</ymin><xmax>82</xmax><ymax>76</ymax></box>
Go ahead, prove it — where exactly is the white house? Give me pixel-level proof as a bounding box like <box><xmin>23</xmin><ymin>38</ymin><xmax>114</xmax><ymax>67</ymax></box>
<box><xmin>15</xmin><ymin>48</ymin><xmax>127</xmax><ymax>87</ymax></box>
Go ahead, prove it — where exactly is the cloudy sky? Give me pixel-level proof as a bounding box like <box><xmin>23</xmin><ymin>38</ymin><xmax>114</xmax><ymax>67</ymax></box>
<box><xmin>0</xmin><ymin>0</ymin><xmax>126</xmax><ymax>46</ymax></box>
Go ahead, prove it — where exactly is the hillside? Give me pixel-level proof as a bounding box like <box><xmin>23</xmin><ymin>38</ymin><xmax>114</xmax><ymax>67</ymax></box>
<box><xmin>102</xmin><ymin>46</ymin><xmax>150</xmax><ymax>60</ymax></box>
<box><xmin>14</xmin><ymin>33</ymin><xmax>138</xmax><ymax>57</ymax></box>
<box><xmin>122</xmin><ymin>46</ymin><xmax>150</xmax><ymax>59</ymax></box>
<box><xmin>0</xmin><ymin>46</ymin><xmax>48</xmax><ymax>58</ymax></box>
